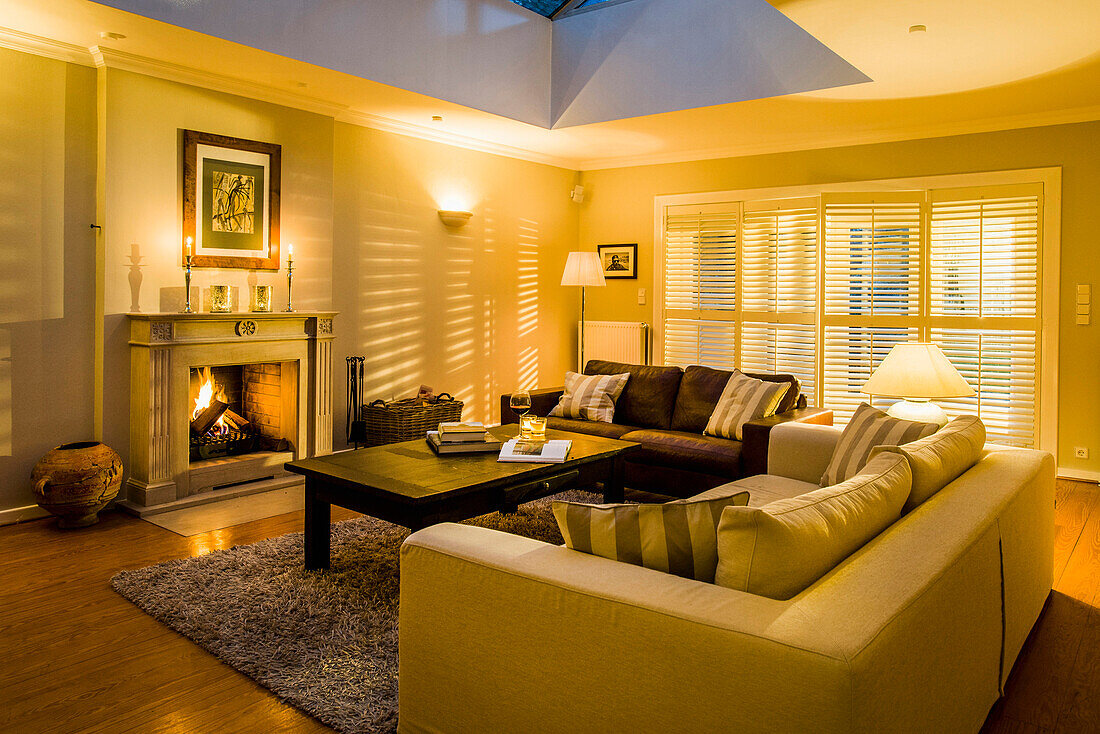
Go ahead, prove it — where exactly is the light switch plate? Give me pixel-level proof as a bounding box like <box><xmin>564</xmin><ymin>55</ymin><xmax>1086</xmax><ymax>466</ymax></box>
<box><xmin>637</xmin><ymin>288</ymin><xmax>646</xmax><ymax>305</ymax></box>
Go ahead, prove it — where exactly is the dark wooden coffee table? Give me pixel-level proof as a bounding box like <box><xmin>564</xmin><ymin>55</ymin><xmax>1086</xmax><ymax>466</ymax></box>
<box><xmin>284</xmin><ymin>425</ymin><xmax>639</xmax><ymax>570</ymax></box>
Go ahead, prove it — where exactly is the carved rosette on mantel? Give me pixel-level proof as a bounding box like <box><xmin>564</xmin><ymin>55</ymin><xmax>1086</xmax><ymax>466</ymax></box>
<box><xmin>123</xmin><ymin>311</ymin><xmax>336</xmax><ymax>514</ymax></box>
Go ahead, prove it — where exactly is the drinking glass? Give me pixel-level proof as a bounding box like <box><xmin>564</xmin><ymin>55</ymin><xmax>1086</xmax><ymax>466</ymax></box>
<box><xmin>511</xmin><ymin>389</ymin><xmax>532</xmax><ymax>437</ymax></box>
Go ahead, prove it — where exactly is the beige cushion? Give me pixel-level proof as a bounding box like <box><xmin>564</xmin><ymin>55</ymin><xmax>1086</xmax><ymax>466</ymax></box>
<box><xmin>711</xmin><ymin>474</ymin><xmax>820</xmax><ymax>506</ymax></box>
<box><xmin>548</xmin><ymin>371</ymin><xmax>630</xmax><ymax>423</ymax></box>
<box><xmin>716</xmin><ymin>452</ymin><xmax>912</xmax><ymax>600</ymax></box>
<box><xmin>704</xmin><ymin>371</ymin><xmax>790</xmax><ymax>441</ymax></box>
<box><xmin>553</xmin><ymin>485</ymin><xmax>749</xmax><ymax>582</ymax></box>
<box><xmin>820</xmin><ymin>402</ymin><xmax>938</xmax><ymax>486</ymax></box>
<box><xmin>871</xmin><ymin>414</ymin><xmax>986</xmax><ymax>513</ymax></box>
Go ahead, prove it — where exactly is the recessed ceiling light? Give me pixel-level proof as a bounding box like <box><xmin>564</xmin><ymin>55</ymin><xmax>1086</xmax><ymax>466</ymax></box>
<box><xmin>908</xmin><ymin>24</ymin><xmax>927</xmax><ymax>34</ymax></box>
<box><xmin>99</xmin><ymin>31</ymin><xmax>127</xmax><ymax>41</ymax></box>
<box><xmin>431</xmin><ymin>115</ymin><xmax>444</xmax><ymax>123</ymax></box>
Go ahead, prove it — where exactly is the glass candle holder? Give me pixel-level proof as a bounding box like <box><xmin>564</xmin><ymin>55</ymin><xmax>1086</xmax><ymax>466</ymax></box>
<box><xmin>250</xmin><ymin>285</ymin><xmax>273</xmax><ymax>312</ymax></box>
<box><xmin>519</xmin><ymin>414</ymin><xmax>547</xmax><ymax>441</ymax></box>
<box><xmin>209</xmin><ymin>285</ymin><xmax>232</xmax><ymax>313</ymax></box>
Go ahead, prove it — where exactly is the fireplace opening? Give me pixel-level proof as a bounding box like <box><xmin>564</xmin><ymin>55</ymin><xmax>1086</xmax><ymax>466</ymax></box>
<box><xmin>189</xmin><ymin>364</ymin><xmax>293</xmax><ymax>462</ymax></box>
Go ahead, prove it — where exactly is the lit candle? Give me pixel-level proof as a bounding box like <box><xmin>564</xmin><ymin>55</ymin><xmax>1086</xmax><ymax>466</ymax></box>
<box><xmin>185</xmin><ymin>236</ymin><xmax>193</xmax><ymax>257</ymax></box>
<box><xmin>288</xmin><ymin>243</ymin><xmax>294</xmax><ymax>264</ymax></box>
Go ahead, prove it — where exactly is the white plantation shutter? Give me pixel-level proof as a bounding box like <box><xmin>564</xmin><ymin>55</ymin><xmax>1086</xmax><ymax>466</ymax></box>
<box><xmin>741</xmin><ymin>322</ymin><xmax>817</xmax><ymax>405</ymax></box>
<box><xmin>932</xmin><ymin>329</ymin><xmax>1037</xmax><ymax>446</ymax></box>
<box><xmin>742</xmin><ymin>199</ymin><xmax>817</xmax><ymax>313</ymax></box>
<box><xmin>927</xmin><ymin>183</ymin><xmax>1043</xmax><ymax>446</ymax></box>
<box><xmin>663</xmin><ymin>205</ymin><xmax>737</xmax><ymax>313</ymax></box>
<box><xmin>931</xmin><ymin>188</ymin><xmax>1039</xmax><ymax>317</ymax></box>
<box><xmin>823</xmin><ymin>326</ymin><xmax>918</xmax><ymax>423</ymax></box>
<box><xmin>657</xmin><ymin>181</ymin><xmax>1045</xmax><ymax>441</ymax></box>
<box><xmin>661</xmin><ymin>204</ymin><xmax>739</xmax><ymax>369</ymax></box>
<box><xmin>740</xmin><ymin>197</ymin><xmax>818</xmax><ymax>403</ymax></box>
<box><xmin>824</xmin><ymin>195</ymin><xmax>921</xmax><ymax>316</ymax></box>
<box><xmin>663</xmin><ymin>319</ymin><xmax>737</xmax><ymax>370</ymax></box>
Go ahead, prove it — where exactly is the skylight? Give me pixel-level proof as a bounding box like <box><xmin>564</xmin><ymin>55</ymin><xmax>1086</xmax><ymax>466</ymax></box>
<box><xmin>508</xmin><ymin>0</ymin><xmax>629</xmax><ymax>19</ymax></box>
<box><xmin>508</xmin><ymin>0</ymin><xmax>570</xmax><ymax>17</ymax></box>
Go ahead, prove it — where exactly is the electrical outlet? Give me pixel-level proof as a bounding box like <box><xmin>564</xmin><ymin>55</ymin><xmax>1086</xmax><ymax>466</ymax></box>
<box><xmin>1075</xmin><ymin>447</ymin><xmax>1089</xmax><ymax>459</ymax></box>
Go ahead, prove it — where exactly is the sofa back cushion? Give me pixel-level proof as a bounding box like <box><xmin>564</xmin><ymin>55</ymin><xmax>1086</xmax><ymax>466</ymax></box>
<box><xmin>871</xmin><ymin>414</ymin><xmax>986</xmax><ymax>513</ymax></box>
<box><xmin>703</xmin><ymin>371</ymin><xmax>791</xmax><ymax>441</ymax></box>
<box><xmin>715</xmin><ymin>452</ymin><xmax>912</xmax><ymax>600</ymax></box>
<box><xmin>671</xmin><ymin>365</ymin><xmax>800</xmax><ymax>433</ymax></box>
<box><xmin>584</xmin><ymin>360</ymin><xmax>682</xmax><ymax>429</ymax></box>
<box><xmin>548</xmin><ymin>371</ymin><xmax>630</xmax><ymax>423</ymax></box>
<box><xmin>820</xmin><ymin>402</ymin><xmax>939</xmax><ymax>486</ymax></box>
<box><xmin>553</xmin><ymin>485</ymin><xmax>750</xmax><ymax>582</ymax></box>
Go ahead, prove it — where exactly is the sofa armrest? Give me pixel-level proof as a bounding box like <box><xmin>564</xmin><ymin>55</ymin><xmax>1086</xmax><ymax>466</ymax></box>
<box><xmin>766</xmin><ymin>422</ymin><xmax>843</xmax><ymax>484</ymax></box>
<box><xmin>399</xmin><ymin>523</ymin><xmax>852</xmax><ymax>733</ymax></box>
<box><xmin>499</xmin><ymin>387</ymin><xmax>564</xmax><ymax>424</ymax></box>
<box><xmin>741</xmin><ymin>407</ymin><xmax>834</xmax><ymax>477</ymax></box>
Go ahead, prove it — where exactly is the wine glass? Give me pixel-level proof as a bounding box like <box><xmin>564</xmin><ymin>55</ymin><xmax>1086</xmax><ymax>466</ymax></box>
<box><xmin>510</xmin><ymin>389</ymin><xmax>533</xmax><ymax>438</ymax></box>
<box><xmin>510</xmin><ymin>389</ymin><xmax>532</xmax><ymax>418</ymax></box>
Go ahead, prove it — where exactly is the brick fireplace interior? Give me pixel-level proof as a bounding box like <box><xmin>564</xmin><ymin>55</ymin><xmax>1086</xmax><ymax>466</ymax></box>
<box><xmin>189</xmin><ymin>363</ymin><xmax>294</xmax><ymax>462</ymax></box>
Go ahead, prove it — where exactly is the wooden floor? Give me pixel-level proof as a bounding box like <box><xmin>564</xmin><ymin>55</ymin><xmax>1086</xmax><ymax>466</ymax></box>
<box><xmin>0</xmin><ymin>480</ymin><xmax>1098</xmax><ymax>733</ymax></box>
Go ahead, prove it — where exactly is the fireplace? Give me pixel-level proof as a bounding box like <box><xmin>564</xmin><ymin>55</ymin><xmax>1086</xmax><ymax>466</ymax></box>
<box><xmin>189</xmin><ymin>364</ymin><xmax>291</xmax><ymax>461</ymax></box>
<box><xmin>123</xmin><ymin>312</ymin><xmax>335</xmax><ymax>514</ymax></box>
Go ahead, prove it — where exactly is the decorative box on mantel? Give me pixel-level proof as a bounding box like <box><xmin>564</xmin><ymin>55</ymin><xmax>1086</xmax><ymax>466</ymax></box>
<box><xmin>123</xmin><ymin>312</ymin><xmax>336</xmax><ymax>515</ymax></box>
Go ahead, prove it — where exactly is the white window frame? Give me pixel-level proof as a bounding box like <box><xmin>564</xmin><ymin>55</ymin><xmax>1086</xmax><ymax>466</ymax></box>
<box><xmin>652</xmin><ymin>167</ymin><xmax>1061</xmax><ymax>455</ymax></box>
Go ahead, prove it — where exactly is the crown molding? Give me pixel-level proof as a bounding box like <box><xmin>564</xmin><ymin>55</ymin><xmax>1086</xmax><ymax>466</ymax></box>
<box><xmin>90</xmin><ymin>46</ymin><xmax>350</xmax><ymax>120</ymax></box>
<box><xmin>0</xmin><ymin>26</ymin><xmax>94</xmax><ymax>66</ymax></box>
<box><xmin>578</xmin><ymin>104</ymin><xmax>1100</xmax><ymax>170</ymax></box>
<box><xmin>334</xmin><ymin>109</ymin><xmax>580</xmax><ymax>170</ymax></box>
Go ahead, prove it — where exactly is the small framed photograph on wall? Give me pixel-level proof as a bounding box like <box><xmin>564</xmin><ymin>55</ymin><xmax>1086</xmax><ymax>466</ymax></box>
<box><xmin>183</xmin><ymin>130</ymin><xmax>281</xmax><ymax>270</ymax></box>
<box><xmin>597</xmin><ymin>243</ymin><xmax>637</xmax><ymax>279</ymax></box>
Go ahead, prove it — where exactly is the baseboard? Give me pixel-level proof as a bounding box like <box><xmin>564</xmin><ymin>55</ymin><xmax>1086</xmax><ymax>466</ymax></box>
<box><xmin>1057</xmin><ymin>467</ymin><xmax>1100</xmax><ymax>484</ymax></box>
<box><xmin>0</xmin><ymin>504</ymin><xmax>51</xmax><ymax>527</ymax></box>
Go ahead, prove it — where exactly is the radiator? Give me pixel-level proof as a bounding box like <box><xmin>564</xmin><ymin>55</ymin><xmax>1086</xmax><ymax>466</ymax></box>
<box><xmin>580</xmin><ymin>321</ymin><xmax>649</xmax><ymax>368</ymax></box>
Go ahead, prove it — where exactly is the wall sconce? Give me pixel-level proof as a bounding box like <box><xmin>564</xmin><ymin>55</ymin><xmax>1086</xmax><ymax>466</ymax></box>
<box><xmin>438</xmin><ymin>210</ymin><xmax>473</xmax><ymax>228</ymax></box>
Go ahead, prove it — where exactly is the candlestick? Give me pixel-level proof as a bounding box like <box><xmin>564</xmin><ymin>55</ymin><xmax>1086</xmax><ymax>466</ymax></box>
<box><xmin>182</xmin><ymin>253</ymin><xmax>194</xmax><ymax>314</ymax></box>
<box><xmin>284</xmin><ymin>258</ymin><xmax>295</xmax><ymax>312</ymax></box>
<box><xmin>287</xmin><ymin>243</ymin><xmax>294</xmax><ymax>263</ymax></box>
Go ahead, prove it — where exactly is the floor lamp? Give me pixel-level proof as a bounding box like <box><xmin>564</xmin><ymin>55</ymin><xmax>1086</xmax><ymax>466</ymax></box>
<box><xmin>561</xmin><ymin>252</ymin><xmax>606</xmax><ymax>372</ymax></box>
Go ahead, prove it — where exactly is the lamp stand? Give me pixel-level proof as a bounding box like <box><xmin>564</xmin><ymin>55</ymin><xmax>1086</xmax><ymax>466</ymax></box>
<box><xmin>579</xmin><ymin>285</ymin><xmax>586</xmax><ymax>372</ymax></box>
<box><xmin>886</xmin><ymin>399</ymin><xmax>949</xmax><ymax>427</ymax></box>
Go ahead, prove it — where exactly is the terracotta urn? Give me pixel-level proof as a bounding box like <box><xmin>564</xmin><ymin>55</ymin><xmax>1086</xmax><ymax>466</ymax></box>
<box><xmin>31</xmin><ymin>442</ymin><xmax>124</xmax><ymax>528</ymax></box>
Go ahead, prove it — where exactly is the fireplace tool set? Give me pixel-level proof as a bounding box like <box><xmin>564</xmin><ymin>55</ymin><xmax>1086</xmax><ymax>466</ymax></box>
<box><xmin>347</xmin><ymin>356</ymin><xmax>368</xmax><ymax>448</ymax></box>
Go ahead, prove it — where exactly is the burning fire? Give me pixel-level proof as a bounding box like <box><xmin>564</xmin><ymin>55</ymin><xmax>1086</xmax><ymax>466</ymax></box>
<box><xmin>192</xmin><ymin>367</ymin><xmax>230</xmax><ymax>436</ymax></box>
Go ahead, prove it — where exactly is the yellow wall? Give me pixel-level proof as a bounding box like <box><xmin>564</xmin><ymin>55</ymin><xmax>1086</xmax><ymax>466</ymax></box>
<box><xmin>332</xmin><ymin>124</ymin><xmax>578</xmax><ymax>436</ymax></box>
<box><xmin>0</xmin><ymin>48</ymin><xmax>97</xmax><ymax>519</ymax></box>
<box><xmin>578</xmin><ymin>120</ymin><xmax>1100</xmax><ymax>473</ymax></box>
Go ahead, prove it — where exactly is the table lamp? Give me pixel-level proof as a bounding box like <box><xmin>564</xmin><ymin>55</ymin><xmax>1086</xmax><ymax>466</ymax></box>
<box><xmin>560</xmin><ymin>252</ymin><xmax>606</xmax><ymax>372</ymax></box>
<box><xmin>862</xmin><ymin>342</ymin><xmax>975</xmax><ymax>427</ymax></box>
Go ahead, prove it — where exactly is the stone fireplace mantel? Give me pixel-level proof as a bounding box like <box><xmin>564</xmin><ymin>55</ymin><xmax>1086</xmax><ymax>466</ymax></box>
<box><xmin>124</xmin><ymin>311</ymin><xmax>335</xmax><ymax>513</ymax></box>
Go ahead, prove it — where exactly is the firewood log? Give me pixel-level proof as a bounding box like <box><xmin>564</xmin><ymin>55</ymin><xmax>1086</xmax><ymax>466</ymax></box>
<box><xmin>223</xmin><ymin>408</ymin><xmax>250</xmax><ymax>430</ymax></box>
<box><xmin>191</xmin><ymin>400</ymin><xmax>228</xmax><ymax>436</ymax></box>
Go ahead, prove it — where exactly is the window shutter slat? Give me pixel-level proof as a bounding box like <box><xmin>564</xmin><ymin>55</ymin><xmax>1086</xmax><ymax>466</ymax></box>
<box><xmin>823</xmin><ymin>326</ymin><xmax>918</xmax><ymax>423</ymax></box>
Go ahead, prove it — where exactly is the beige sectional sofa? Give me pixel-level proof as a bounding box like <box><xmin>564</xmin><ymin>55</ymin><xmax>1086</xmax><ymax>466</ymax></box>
<box><xmin>398</xmin><ymin>422</ymin><xmax>1055</xmax><ymax>733</ymax></box>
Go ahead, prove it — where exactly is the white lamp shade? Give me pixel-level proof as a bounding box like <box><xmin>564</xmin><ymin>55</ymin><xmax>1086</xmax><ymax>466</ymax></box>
<box><xmin>862</xmin><ymin>343</ymin><xmax>976</xmax><ymax>399</ymax></box>
<box><xmin>560</xmin><ymin>252</ymin><xmax>606</xmax><ymax>287</ymax></box>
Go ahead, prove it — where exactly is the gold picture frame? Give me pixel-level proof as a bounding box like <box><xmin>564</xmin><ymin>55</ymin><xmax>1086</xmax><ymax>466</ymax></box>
<box><xmin>183</xmin><ymin>130</ymin><xmax>281</xmax><ymax>270</ymax></box>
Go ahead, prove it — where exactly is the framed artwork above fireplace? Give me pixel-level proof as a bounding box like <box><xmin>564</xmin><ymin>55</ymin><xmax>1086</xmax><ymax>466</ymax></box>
<box><xmin>183</xmin><ymin>129</ymin><xmax>282</xmax><ymax>270</ymax></box>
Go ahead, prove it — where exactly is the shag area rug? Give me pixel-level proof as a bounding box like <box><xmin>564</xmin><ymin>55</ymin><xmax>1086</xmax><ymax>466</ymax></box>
<box><xmin>111</xmin><ymin>490</ymin><xmax>599</xmax><ymax>734</ymax></box>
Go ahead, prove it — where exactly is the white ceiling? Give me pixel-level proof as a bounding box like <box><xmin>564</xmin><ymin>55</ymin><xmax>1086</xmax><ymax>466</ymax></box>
<box><xmin>2</xmin><ymin>0</ymin><xmax>1098</xmax><ymax>170</ymax></box>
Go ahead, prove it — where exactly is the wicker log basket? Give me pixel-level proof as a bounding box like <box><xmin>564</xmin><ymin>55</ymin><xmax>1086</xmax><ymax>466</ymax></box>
<box><xmin>361</xmin><ymin>394</ymin><xmax>463</xmax><ymax>446</ymax></box>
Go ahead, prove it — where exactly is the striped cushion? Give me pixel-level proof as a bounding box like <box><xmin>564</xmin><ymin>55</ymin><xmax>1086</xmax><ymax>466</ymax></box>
<box><xmin>552</xmin><ymin>486</ymin><xmax>750</xmax><ymax>581</ymax></box>
<box><xmin>703</xmin><ymin>371</ymin><xmax>791</xmax><ymax>441</ymax></box>
<box><xmin>820</xmin><ymin>402</ymin><xmax>939</xmax><ymax>486</ymax></box>
<box><xmin>548</xmin><ymin>371</ymin><xmax>630</xmax><ymax>423</ymax></box>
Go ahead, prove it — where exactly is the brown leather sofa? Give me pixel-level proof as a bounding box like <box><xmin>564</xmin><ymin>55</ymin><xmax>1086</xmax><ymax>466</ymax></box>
<box><xmin>501</xmin><ymin>360</ymin><xmax>833</xmax><ymax>498</ymax></box>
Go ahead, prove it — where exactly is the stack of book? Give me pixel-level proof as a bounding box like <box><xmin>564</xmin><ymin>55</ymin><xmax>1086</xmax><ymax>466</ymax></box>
<box><xmin>426</xmin><ymin>422</ymin><xmax>503</xmax><ymax>455</ymax></box>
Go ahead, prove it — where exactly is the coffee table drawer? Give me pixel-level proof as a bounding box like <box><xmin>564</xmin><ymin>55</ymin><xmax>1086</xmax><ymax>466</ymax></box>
<box><xmin>501</xmin><ymin>469</ymin><xmax>580</xmax><ymax>507</ymax></box>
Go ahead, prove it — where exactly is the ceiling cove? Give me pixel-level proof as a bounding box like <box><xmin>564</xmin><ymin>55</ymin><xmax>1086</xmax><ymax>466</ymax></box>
<box><xmin>91</xmin><ymin>0</ymin><xmax>869</xmax><ymax>129</ymax></box>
